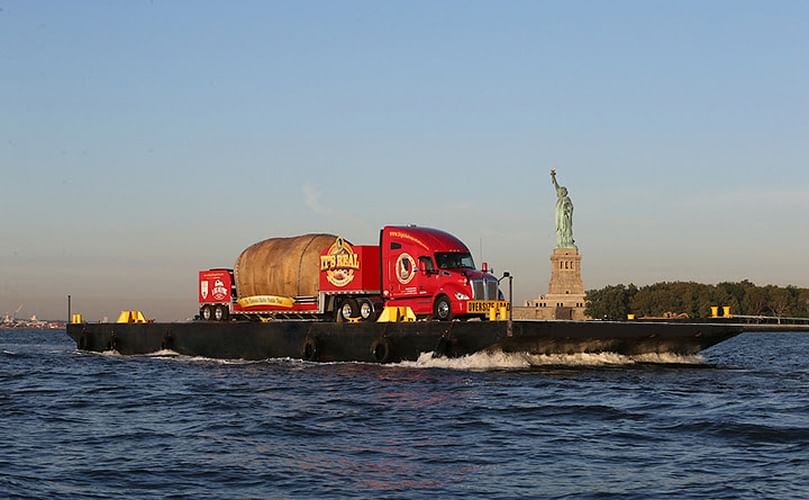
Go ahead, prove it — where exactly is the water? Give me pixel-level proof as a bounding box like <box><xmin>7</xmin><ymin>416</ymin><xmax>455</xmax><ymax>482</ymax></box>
<box><xmin>2</xmin><ymin>329</ymin><xmax>808</xmax><ymax>499</ymax></box>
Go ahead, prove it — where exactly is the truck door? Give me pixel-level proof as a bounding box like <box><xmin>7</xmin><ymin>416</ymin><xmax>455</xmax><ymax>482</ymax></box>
<box><xmin>385</xmin><ymin>241</ymin><xmax>417</xmax><ymax>299</ymax></box>
<box><xmin>415</xmin><ymin>255</ymin><xmax>440</xmax><ymax>299</ymax></box>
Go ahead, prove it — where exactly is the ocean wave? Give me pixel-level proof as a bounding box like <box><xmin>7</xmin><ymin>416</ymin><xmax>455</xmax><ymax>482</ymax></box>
<box><xmin>143</xmin><ymin>349</ymin><xmax>180</xmax><ymax>357</ymax></box>
<box><xmin>395</xmin><ymin>350</ymin><xmax>706</xmax><ymax>370</ymax></box>
<box><xmin>107</xmin><ymin>347</ymin><xmax>707</xmax><ymax>371</ymax></box>
<box><xmin>3</xmin><ymin>330</ymin><xmax>809</xmax><ymax>499</ymax></box>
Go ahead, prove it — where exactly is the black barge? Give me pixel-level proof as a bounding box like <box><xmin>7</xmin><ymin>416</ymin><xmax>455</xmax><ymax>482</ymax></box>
<box><xmin>66</xmin><ymin>319</ymin><xmax>743</xmax><ymax>363</ymax></box>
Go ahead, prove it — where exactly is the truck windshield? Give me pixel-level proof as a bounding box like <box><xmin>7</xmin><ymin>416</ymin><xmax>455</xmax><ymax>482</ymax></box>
<box><xmin>435</xmin><ymin>252</ymin><xmax>475</xmax><ymax>270</ymax></box>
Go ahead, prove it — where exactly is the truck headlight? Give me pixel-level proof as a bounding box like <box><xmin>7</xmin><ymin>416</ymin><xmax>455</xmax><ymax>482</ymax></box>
<box><xmin>455</xmin><ymin>292</ymin><xmax>470</xmax><ymax>301</ymax></box>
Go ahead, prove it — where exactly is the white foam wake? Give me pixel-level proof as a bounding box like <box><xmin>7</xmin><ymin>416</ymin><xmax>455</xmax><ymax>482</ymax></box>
<box><xmin>80</xmin><ymin>347</ymin><xmax>704</xmax><ymax>370</ymax></box>
<box><xmin>144</xmin><ymin>349</ymin><xmax>180</xmax><ymax>357</ymax></box>
<box><xmin>395</xmin><ymin>350</ymin><xmax>705</xmax><ymax>371</ymax></box>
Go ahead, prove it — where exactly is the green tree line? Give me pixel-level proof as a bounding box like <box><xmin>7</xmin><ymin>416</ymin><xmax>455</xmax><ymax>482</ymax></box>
<box><xmin>585</xmin><ymin>280</ymin><xmax>809</xmax><ymax>320</ymax></box>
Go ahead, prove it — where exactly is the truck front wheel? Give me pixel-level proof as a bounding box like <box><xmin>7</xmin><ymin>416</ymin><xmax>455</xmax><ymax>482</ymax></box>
<box><xmin>433</xmin><ymin>295</ymin><xmax>453</xmax><ymax>321</ymax></box>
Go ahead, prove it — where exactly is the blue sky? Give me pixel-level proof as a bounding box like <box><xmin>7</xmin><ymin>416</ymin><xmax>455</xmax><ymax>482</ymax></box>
<box><xmin>1</xmin><ymin>1</ymin><xmax>807</xmax><ymax>320</ymax></box>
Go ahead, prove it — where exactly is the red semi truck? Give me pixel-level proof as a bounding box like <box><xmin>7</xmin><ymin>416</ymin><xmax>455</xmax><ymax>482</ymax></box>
<box><xmin>198</xmin><ymin>225</ymin><xmax>506</xmax><ymax>322</ymax></box>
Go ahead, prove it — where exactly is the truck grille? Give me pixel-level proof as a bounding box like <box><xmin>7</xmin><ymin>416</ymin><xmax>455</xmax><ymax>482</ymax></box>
<box><xmin>472</xmin><ymin>279</ymin><xmax>499</xmax><ymax>300</ymax></box>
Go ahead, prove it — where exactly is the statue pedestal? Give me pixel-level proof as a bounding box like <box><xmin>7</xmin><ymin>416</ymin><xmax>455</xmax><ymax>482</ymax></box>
<box><xmin>515</xmin><ymin>247</ymin><xmax>588</xmax><ymax>321</ymax></box>
<box><xmin>547</xmin><ymin>247</ymin><xmax>584</xmax><ymax>296</ymax></box>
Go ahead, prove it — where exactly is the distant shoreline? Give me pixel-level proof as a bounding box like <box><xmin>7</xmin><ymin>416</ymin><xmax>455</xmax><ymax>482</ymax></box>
<box><xmin>1</xmin><ymin>321</ymin><xmax>65</xmax><ymax>330</ymax></box>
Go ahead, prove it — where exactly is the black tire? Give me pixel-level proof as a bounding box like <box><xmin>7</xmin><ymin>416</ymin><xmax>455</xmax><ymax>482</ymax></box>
<box><xmin>337</xmin><ymin>298</ymin><xmax>359</xmax><ymax>322</ymax></box>
<box><xmin>161</xmin><ymin>333</ymin><xmax>174</xmax><ymax>351</ymax></box>
<box><xmin>432</xmin><ymin>334</ymin><xmax>452</xmax><ymax>359</ymax></box>
<box><xmin>433</xmin><ymin>295</ymin><xmax>453</xmax><ymax>321</ymax></box>
<box><xmin>201</xmin><ymin>304</ymin><xmax>213</xmax><ymax>321</ymax></box>
<box><xmin>213</xmin><ymin>304</ymin><xmax>229</xmax><ymax>322</ymax></box>
<box><xmin>302</xmin><ymin>336</ymin><xmax>319</xmax><ymax>361</ymax></box>
<box><xmin>358</xmin><ymin>299</ymin><xmax>375</xmax><ymax>321</ymax></box>
<box><xmin>370</xmin><ymin>337</ymin><xmax>391</xmax><ymax>363</ymax></box>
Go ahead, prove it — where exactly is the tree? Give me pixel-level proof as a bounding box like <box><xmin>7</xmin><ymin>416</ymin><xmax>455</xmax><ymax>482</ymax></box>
<box><xmin>585</xmin><ymin>284</ymin><xmax>636</xmax><ymax>320</ymax></box>
<box><xmin>585</xmin><ymin>281</ymin><xmax>809</xmax><ymax>320</ymax></box>
<box><xmin>797</xmin><ymin>289</ymin><xmax>809</xmax><ymax>317</ymax></box>
<box><xmin>743</xmin><ymin>285</ymin><xmax>769</xmax><ymax>316</ymax></box>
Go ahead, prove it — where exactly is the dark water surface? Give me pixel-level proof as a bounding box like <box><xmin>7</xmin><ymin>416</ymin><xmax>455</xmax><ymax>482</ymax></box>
<box><xmin>2</xmin><ymin>329</ymin><xmax>808</xmax><ymax>499</ymax></box>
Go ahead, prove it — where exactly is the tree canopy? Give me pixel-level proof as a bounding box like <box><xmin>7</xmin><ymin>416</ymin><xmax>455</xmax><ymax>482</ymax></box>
<box><xmin>585</xmin><ymin>280</ymin><xmax>809</xmax><ymax>320</ymax></box>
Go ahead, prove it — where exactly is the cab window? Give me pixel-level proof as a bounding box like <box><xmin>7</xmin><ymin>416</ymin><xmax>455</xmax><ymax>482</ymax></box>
<box><xmin>418</xmin><ymin>256</ymin><xmax>435</xmax><ymax>272</ymax></box>
<box><xmin>435</xmin><ymin>252</ymin><xmax>475</xmax><ymax>270</ymax></box>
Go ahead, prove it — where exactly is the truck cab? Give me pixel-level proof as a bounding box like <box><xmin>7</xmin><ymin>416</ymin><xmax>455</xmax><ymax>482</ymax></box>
<box><xmin>380</xmin><ymin>226</ymin><xmax>504</xmax><ymax>320</ymax></box>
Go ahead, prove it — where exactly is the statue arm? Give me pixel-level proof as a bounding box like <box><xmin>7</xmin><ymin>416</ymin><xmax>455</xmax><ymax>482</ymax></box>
<box><xmin>550</xmin><ymin>170</ymin><xmax>560</xmax><ymax>192</ymax></box>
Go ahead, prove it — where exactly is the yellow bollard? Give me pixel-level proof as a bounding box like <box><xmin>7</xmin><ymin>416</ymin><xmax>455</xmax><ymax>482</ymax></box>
<box><xmin>400</xmin><ymin>306</ymin><xmax>416</xmax><ymax>322</ymax></box>
<box><xmin>489</xmin><ymin>307</ymin><xmax>497</xmax><ymax>321</ymax></box>
<box><xmin>722</xmin><ymin>306</ymin><xmax>732</xmax><ymax>318</ymax></box>
<box><xmin>116</xmin><ymin>310</ymin><xmax>148</xmax><ymax>323</ymax></box>
<box><xmin>627</xmin><ymin>313</ymin><xmax>635</xmax><ymax>320</ymax></box>
<box><xmin>377</xmin><ymin>306</ymin><xmax>416</xmax><ymax>322</ymax></box>
<box><xmin>710</xmin><ymin>306</ymin><xmax>719</xmax><ymax>318</ymax></box>
<box><xmin>71</xmin><ymin>313</ymin><xmax>83</xmax><ymax>324</ymax></box>
<box><xmin>499</xmin><ymin>306</ymin><xmax>508</xmax><ymax>320</ymax></box>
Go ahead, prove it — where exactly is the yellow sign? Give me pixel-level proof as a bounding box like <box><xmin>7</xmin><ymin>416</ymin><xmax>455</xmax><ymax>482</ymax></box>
<box><xmin>237</xmin><ymin>295</ymin><xmax>295</xmax><ymax>308</ymax></box>
<box><xmin>467</xmin><ymin>300</ymin><xmax>510</xmax><ymax>314</ymax></box>
<box><xmin>320</xmin><ymin>237</ymin><xmax>360</xmax><ymax>287</ymax></box>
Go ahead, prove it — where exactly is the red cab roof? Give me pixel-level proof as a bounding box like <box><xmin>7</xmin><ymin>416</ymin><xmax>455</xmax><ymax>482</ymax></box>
<box><xmin>382</xmin><ymin>225</ymin><xmax>470</xmax><ymax>253</ymax></box>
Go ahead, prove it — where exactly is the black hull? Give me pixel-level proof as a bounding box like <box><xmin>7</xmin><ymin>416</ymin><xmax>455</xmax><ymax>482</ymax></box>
<box><xmin>66</xmin><ymin>320</ymin><xmax>743</xmax><ymax>363</ymax></box>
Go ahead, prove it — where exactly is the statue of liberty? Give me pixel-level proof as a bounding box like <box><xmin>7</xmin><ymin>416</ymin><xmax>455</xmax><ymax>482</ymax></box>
<box><xmin>550</xmin><ymin>169</ymin><xmax>576</xmax><ymax>249</ymax></box>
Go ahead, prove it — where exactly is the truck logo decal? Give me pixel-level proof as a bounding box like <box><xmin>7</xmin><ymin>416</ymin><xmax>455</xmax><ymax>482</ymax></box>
<box><xmin>320</xmin><ymin>237</ymin><xmax>360</xmax><ymax>287</ymax></box>
<box><xmin>395</xmin><ymin>253</ymin><xmax>417</xmax><ymax>284</ymax></box>
<box><xmin>212</xmin><ymin>279</ymin><xmax>229</xmax><ymax>301</ymax></box>
<box><xmin>201</xmin><ymin>280</ymin><xmax>209</xmax><ymax>299</ymax></box>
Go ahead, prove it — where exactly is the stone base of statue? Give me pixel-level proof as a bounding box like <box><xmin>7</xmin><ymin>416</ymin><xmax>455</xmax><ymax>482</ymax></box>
<box><xmin>513</xmin><ymin>247</ymin><xmax>589</xmax><ymax>321</ymax></box>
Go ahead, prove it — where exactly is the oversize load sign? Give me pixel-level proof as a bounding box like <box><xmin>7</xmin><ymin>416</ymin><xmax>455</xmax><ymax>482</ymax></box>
<box><xmin>467</xmin><ymin>300</ymin><xmax>510</xmax><ymax>314</ymax></box>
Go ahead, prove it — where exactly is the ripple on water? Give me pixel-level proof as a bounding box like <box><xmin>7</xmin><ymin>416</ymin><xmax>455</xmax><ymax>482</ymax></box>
<box><xmin>2</xmin><ymin>329</ymin><xmax>809</xmax><ymax>498</ymax></box>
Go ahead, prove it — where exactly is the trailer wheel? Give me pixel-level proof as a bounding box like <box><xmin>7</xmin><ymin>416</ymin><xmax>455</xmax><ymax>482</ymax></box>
<box><xmin>213</xmin><ymin>304</ymin><xmax>229</xmax><ymax>322</ymax></box>
<box><xmin>200</xmin><ymin>305</ymin><xmax>213</xmax><ymax>321</ymax></box>
<box><xmin>337</xmin><ymin>298</ymin><xmax>359</xmax><ymax>322</ymax></box>
<box><xmin>433</xmin><ymin>295</ymin><xmax>453</xmax><ymax>321</ymax></box>
<box><xmin>358</xmin><ymin>299</ymin><xmax>375</xmax><ymax>321</ymax></box>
